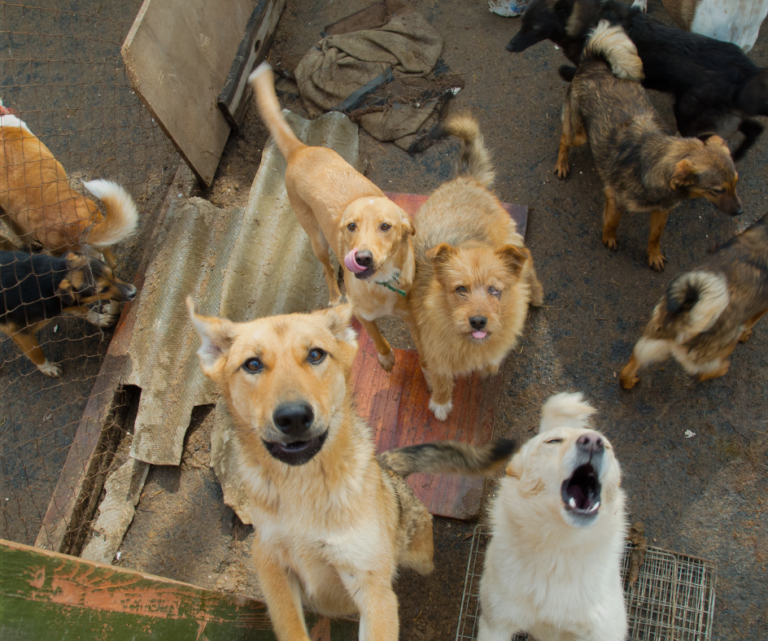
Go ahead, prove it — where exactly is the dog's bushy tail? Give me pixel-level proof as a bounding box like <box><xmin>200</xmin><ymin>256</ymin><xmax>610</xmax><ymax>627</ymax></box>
<box><xmin>81</xmin><ymin>180</ymin><xmax>139</xmax><ymax>248</ymax></box>
<box><xmin>665</xmin><ymin>271</ymin><xmax>729</xmax><ymax>334</ymax></box>
<box><xmin>583</xmin><ymin>20</ymin><xmax>644</xmax><ymax>82</ymax></box>
<box><xmin>378</xmin><ymin>439</ymin><xmax>516</xmax><ymax>478</ymax></box>
<box><xmin>539</xmin><ymin>392</ymin><xmax>596</xmax><ymax>433</ymax></box>
<box><xmin>249</xmin><ymin>62</ymin><xmax>304</xmax><ymax>159</ymax></box>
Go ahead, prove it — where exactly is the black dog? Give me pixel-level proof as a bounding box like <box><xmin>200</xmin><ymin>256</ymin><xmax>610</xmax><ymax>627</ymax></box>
<box><xmin>1</xmin><ymin>250</ymin><xmax>136</xmax><ymax>377</ymax></box>
<box><xmin>508</xmin><ymin>0</ymin><xmax>768</xmax><ymax>160</ymax></box>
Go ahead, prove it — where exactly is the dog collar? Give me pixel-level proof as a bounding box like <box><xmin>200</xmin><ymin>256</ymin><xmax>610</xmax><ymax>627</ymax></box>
<box><xmin>375</xmin><ymin>272</ymin><xmax>407</xmax><ymax>297</ymax></box>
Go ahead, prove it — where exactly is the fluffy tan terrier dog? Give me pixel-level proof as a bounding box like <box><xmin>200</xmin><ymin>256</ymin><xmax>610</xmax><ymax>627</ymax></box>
<box><xmin>408</xmin><ymin>114</ymin><xmax>543</xmax><ymax>420</ymax></box>
<box><xmin>479</xmin><ymin>393</ymin><xmax>627</xmax><ymax>641</ymax></box>
<box><xmin>187</xmin><ymin>299</ymin><xmax>515</xmax><ymax>641</ymax></box>
<box><xmin>249</xmin><ymin>63</ymin><xmax>416</xmax><ymax>372</ymax></box>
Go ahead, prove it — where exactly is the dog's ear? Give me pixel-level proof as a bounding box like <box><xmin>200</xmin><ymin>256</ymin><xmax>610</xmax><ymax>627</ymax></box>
<box><xmin>56</xmin><ymin>279</ymin><xmax>77</xmax><ymax>307</ymax></box>
<box><xmin>186</xmin><ymin>296</ymin><xmax>236</xmax><ymax>376</ymax></box>
<box><xmin>319</xmin><ymin>302</ymin><xmax>357</xmax><ymax>346</ymax></box>
<box><xmin>670</xmin><ymin>159</ymin><xmax>698</xmax><ymax>190</ymax></box>
<box><xmin>505</xmin><ymin>451</ymin><xmax>524</xmax><ymax>479</ymax></box>
<box><xmin>425</xmin><ymin>243</ymin><xmax>456</xmax><ymax>270</ymax></box>
<box><xmin>701</xmin><ymin>134</ymin><xmax>728</xmax><ymax>150</ymax></box>
<box><xmin>63</xmin><ymin>251</ymin><xmax>88</xmax><ymax>270</ymax></box>
<box><xmin>496</xmin><ymin>245</ymin><xmax>529</xmax><ymax>277</ymax></box>
<box><xmin>401</xmin><ymin>213</ymin><xmax>415</xmax><ymax>237</ymax></box>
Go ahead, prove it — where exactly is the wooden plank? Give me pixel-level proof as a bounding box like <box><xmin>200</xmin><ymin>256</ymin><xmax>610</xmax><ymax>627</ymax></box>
<box><xmin>1</xmin><ymin>539</ymin><xmax>357</xmax><ymax>640</ymax></box>
<box><xmin>218</xmin><ymin>0</ymin><xmax>286</xmax><ymax>130</ymax></box>
<box><xmin>35</xmin><ymin>164</ymin><xmax>197</xmax><ymax>554</ymax></box>
<box><xmin>122</xmin><ymin>0</ymin><xmax>258</xmax><ymax>186</ymax></box>
<box><xmin>350</xmin><ymin>192</ymin><xmax>529</xmax><ymax>520</ymax></box>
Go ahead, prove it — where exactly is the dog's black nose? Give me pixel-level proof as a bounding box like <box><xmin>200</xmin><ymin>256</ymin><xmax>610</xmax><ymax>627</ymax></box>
<box><xmin>469</xmin><ymin>316</ymin><xmax>487</xmax><ymax>331</ymax></box>
<box><xmin>577</xmin><ymin>433</ymin><xmax>604</xmax><ymax>454</ymax></box>
<box><xmin>273</xmin><ymin>402</ymin><xmax>314</xmax><ymax>437</ymax></box>
<box><xmin>355</xmin><ymin>250</ymin><xmax>373</xmax><ymax>268</ymax></box>
<box><xmin>125</xmin><ymin>285</ymin><xmax>137</xmax><ymax>300</ymax></box>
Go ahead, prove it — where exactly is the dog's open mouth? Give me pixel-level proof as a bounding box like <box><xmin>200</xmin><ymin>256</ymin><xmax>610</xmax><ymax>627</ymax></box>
<box><xmin>263</xmin><ymin>431</ymin><xmax>328</xmax><ymax>466</ymax></box>
<box><xmin>561</xmin><ymin>463</ymin><xmax>601</xmax><ymax>517</ymax></box>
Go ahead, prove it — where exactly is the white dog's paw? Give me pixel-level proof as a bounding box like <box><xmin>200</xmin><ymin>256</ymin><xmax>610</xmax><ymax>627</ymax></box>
<box><xmin>631</xmin><ymin>0</ymin><xmax>647</xmax><ymax>11</ymax></box>
<box><xmin>378</xmin><ymin>350</ymin><xmax>395</xmax><ymax>372</ymax></box>
<box><xmin>38</xmin><ymin>360</ymin><xmax>62</xmax><ymax>377</ymax></box>
<box><xmin>429</xmin><ymin>398</ymin><xmax>453</xmax><ymax>421</ymax></box>
<box><xmin>86</xmin><ymin>309</ymin><xmax>117</xmax><ymax>327</ymax></box>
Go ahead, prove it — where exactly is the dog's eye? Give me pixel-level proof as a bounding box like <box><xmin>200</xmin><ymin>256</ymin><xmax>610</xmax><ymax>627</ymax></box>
<box><xmin>308</xmin><ymin>348</ymin><xmax>327</xmax><ymax>364</ymax></box>
<box><xmin>347</xmin><ymin>222</ymin><xmax>357</xmax><ymax>232</ymax></box>
<box><xmin>455</xmin><ymin>286</ymin><xmax>468</xmax><ymax>295</ymax></box>
<box><xmin>488</xmin><ymin>286</ymin><xmax>501</xmax><ymax>297</ymax></box>
<box><xmin>242</xmin><ymin>357</ymin><xmax>263</xmax><ymax>373</ymax></box>
<box><xmin>711</xmin><ymin>187</ymin><xmax>725</xmax><ymax>194</ymax></box>
<box><xmin>545</xmin><ymin>438</ymin><xmax>563</xmax><ymax>444</ymax></box>
<box><xmin>380</xmin><ymin>223</ymin><xmax>391</xmax><ymax>231</ymax></box>
<box><xmin>100</xmin><ymin>286</ymin><xmax>110</xmax><ymax>294</ymax></box>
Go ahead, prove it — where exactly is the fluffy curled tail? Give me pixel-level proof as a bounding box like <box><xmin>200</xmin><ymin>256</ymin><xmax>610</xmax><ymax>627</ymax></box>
<box><xmin>82</xmin><ymin>180</ymin><xmax>138</xmax><ymax>248</ymax></box>
<box><xmin>249</xmin><ymin>62</ymin><xmax>304</xmax><ymax>159</ymax></box>
<box><xmin>377</xmin><ymin>439</ymin><xmax>516</xmax><ymax>478</ymax></box>
<box><xmin>408</xmin><ymin>113</ymin><xmax>495</xmax><ymax>187</ymax></box>
<box><xmin>539</xmin><ymin>392</ymin><xmax>597</xmax><ymax>433</ymax></box>
<box><xmin>584</xmin><ymin>20</ymin><xmax>644</xmax><ymax>82</ymax></box>
<box><xmin>665</xmin><ymin>271</ymin><xmax>729</xmax><ymax>335</ymax></box>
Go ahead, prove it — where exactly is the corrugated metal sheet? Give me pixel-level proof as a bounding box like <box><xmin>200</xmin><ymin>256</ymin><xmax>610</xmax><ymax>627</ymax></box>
<box><xmin>125</xmin><ymin>112</ymin><xmax>359</xmax><ymax>484</ymax></box>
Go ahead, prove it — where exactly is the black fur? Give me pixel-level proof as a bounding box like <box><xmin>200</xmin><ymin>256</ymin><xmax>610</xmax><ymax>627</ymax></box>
<box><xmin>667</xmin><ymin>282</ymin><xmax>700</xmax><ymax>315</ymax></box>
<box><xmin>0</xmin><ymin>251</ymin><xmax>71</xmax><ymax>326</ymax></box>
<box><xmin>509</xmin><ymin>0</ymin><xmax>768</xmax><ymax>159</ymax></box>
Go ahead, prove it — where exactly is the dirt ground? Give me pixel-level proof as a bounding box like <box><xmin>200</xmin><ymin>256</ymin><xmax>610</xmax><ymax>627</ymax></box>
<box><xmin>103</xmin><ymin>0</ymin><xmax>768</xmax><ymax>639</ymax></box>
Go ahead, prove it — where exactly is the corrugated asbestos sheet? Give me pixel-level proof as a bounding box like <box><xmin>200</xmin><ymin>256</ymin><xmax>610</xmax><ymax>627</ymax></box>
<box><xmin>126</xmin><ymin>112</ymin><xmax>358</xmax><ymax>500</ymax></box>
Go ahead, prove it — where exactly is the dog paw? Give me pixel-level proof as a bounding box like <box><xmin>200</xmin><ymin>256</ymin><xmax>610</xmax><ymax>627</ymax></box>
<box><xmin>739</xmin><ymin>327</ymin><xmax>752</xmax><ymax>343</ymax></box>
<box><xmin>619</xmin><ymin>374</ymin><xmax>639</xmax><ymax>390</ymax></box>
<box><xmin>378</xmin><ymin>350</ymin><xmax>395</xmax><ymax>372</ymax></box>
<box><xmin>86</xmin><ymin>309</ymin><xmax>117</xmax><ymax>327</ymax></box>
<box><xmin>602</xmin><ymin>237</ymin><xmax>618</xmax><ymax>251</ymax></box>
<box><xmin>631</xmin><ymin>0</ymin><xmax>648</xmax><ymax>11</ymax></box>
<box><xmin>38</xmin><ymin>360</ymin><xmax>62</xmax><ymax>378</ymax></box>
<box><xmin>429</xmin><ymin>398</ymin><xmax>453</xmax><ymax>421</ymax></box>
<box><xmin>554</xmin><ymin>162</ymin><xmax>570</xmax><ymax>179</ymax></box>
<box><xmin>648</xmin><ymin>253</ymin><xmax>666</xmax><ymax>271</ymax></box>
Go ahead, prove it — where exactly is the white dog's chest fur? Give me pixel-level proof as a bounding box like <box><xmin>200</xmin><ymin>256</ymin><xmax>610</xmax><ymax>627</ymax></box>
<box><xmin>691</xmin><ymin>0</ymin><xmax>768</xmax><ymax>51</ymax></box>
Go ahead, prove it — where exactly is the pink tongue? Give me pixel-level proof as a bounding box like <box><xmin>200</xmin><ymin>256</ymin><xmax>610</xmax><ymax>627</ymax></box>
<box><xmin>472</xmin><ymin>331</ymin><xmax>487</xmax><ymax>339</ymax></box>
<box><xmin>344</xmin><ymin>249</ymin><xmax>367</xmax><ymax>273</ymax></box>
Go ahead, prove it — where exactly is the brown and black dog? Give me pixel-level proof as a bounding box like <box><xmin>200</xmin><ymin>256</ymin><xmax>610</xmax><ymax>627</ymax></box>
<box><xmin>0</xmin><ymin>250</ymin><xmax>136</xmax><ymax>376</ymax></box>
<box><xmin>249</xmin><ymin>63</ymin><xmax>416</xmax><ymax>373</ymax></box>
<box><xmin>187</xmin><ymin>299</ymin><xmax>515</xmax><ymax>641</ymax></box>
<box><xmin>555</xmin><ymin>21</ymin><xmax>742</xmax><ymax>271</ymax></box>
<box><xmin>620</xmin><ymin>213</ymin><xmax>768</xmax><ymax>388</ymax></box>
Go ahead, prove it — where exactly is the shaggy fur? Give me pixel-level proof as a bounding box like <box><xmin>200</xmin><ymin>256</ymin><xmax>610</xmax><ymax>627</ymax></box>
<box><xmin>0</xmin><ymin>114</ymin><xmax>138</xmax><ymax>268</ymax></box>
<box><xmin>508</xmin><ymin>0</ymin><xmax>768</xmax><ymax>160</ymax></box>
<box><xmin>249</xmin><ymin>63</ymin><xmax>416</xmax><ymax>373</ymax></box>
<box><xmin>556</xmin><ymin>21</ymin><xmax>742</xmax><ymax>270</ymax></box>
<box><xmin>0</xmin><ymin>250</ymin><xmax>136</xmax><ymax>376</ymax></box>
<box><xmin>478</xmin><ymin>392</ymin><xmax>627</xmax><ymax>641</ymax></box>
<box><xmin>407</xmin><ymin>113</ymin><xmax>543</xmax><ymax>421</ymax></box>
<box><xmin>620</xmin><ymin>213</ymin><xmax>768</xmax><ymax>388</ymax></box>
<box><xmin>187</xmin><ymin>300</ymin><xmax>516</xmax><ymax>641</ymax></box>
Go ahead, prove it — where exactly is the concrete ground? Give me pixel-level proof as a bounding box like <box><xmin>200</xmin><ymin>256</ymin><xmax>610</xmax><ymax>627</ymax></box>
<box><xmin>109</xmin><ymin>0</ymin><xmax>768</xmax><ymax>639</ymax></box>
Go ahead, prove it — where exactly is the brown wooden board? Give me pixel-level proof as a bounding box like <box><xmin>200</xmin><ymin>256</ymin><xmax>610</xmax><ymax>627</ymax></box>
<box><xmin>350</xmin><ymin>193</ymin><xmax>528</xmax><ymax>520</ymax></box>
<box><xmin>122</xmin><ymin>0</ymin><xmax>257</xmax><ymax>186</ymax></box>
<box><xmin>1</xmin><ymin>539</ymin><xmax>356</xmax><ymax>640</ymax></box>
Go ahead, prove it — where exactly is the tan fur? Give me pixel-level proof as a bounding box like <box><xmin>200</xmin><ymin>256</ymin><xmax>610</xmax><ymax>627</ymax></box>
<box><xmin>0</xmin><ymin>117</ymin><xmax>138</xmax><ymax>269</ymax></box>
<box><xmin>407</xmin><ymin>114</ymin><xmax>543</xmax><ymax>421</ymax></box>
<box><xmin>479</xmin><ymin>393</ymin><xmax>627</xmax><ymax>641</ymax></box>
<box><xmin>587</xmin><ymin>20</ymin><xmax>644</xmax><ymax>81</ymax></box>
<box><xmin>186</xmin><ymin>300</ymin><xmax>512</xmax><ymax>640</ymax></box>
<box><xmin>620</xmin><ymin>215</ymin><xmax>768</xmax><ymax>388</ymax></box>
<box><xmin>249</xmin><ymin>63</ymin><xmax>416</xmax><ymax>372</ymax></box>
<box><xmin>556</xmin><ymin>25</ymin><xmax>741</xmax><ymax>271</ymax></box>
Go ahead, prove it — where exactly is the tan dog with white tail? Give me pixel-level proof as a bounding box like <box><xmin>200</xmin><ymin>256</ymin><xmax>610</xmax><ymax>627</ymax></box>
<box><xmin>187</xmin><ymin>299</ymin><xmax>516</xmax><ymax>641</ymax></box>
<box><xmin>249</xmin><ymin>63</ymin><xmax>416</xmax><ymax>372</ymax></box>
<box><xmin>479</xmin><ymin>393</ymin><xmax>627</xmax><ymax>641</ymax></box>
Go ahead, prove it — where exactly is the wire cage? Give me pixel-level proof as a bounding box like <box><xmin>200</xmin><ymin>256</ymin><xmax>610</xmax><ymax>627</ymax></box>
<box><xmin>456</xmin><ymin>524</ymin><xmax>717</xmax><ymax>641</ymax></box>
<box><xmin>0</xmin><ymin>1</ymin><xmax>178</xmax><ymax>548</ymax></box>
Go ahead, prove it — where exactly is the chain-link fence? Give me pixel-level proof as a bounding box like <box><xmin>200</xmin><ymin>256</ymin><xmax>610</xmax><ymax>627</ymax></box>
<box><xmin>1</xmin><ymin>0</ymin><xmax>178</xmax><ymax>546</ymax></box>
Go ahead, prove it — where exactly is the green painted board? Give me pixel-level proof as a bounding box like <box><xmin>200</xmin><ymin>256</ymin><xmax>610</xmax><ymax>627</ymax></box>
<box><xmin>0</xmin><ymin>539</ymin><xmax>357</xmax><ymax>640</ymax></box>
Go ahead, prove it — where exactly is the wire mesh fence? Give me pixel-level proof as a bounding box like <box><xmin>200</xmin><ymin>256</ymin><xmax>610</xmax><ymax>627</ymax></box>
<box><xmin>0</xmin><ymin>0</ymin><xmax>178</xmax><ymax>547</ymax></box>
<box><xmin>456</xmin><ymin>524</ymin><xmax>717</xmax><ymax>641</ymax></box>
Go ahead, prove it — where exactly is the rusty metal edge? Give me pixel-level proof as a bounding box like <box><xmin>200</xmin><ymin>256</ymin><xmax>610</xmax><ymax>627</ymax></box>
<box><xmin>34</xmin><ymin>162</ymin><xmax>197</xmax><ymax>554</ymax></box>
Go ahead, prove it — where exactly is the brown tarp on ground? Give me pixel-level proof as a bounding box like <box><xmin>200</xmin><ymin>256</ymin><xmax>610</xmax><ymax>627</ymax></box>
<box><xmin>295</xmin><ymin>9</ymin><xmax>445</xmax><ymax>144</ymax></box>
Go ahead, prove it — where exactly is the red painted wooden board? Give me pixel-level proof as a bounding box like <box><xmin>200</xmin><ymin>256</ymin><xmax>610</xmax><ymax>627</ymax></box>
<box><xmin>349</xmin><ymin>193</ymin><xmax>528</xmax><ymax>520</ymax></box>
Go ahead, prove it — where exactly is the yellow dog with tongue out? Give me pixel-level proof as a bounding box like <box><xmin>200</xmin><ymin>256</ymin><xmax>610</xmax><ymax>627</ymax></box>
<box><xmin>249</xmin><ymin>63</ymin><xmax>416</xmax><ymax>372</ymax></box>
